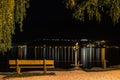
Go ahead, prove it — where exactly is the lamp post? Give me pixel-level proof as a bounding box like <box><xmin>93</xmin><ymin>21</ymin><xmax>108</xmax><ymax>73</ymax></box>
<box><xmin>71</xmin><ymin>42</ymin><xmax>80</xmax><ymax>69</ymax></box>
<box><xmin>74</xmin><ymin>42</ymin><xmax>79</xmax><ymax>68</ymax></box>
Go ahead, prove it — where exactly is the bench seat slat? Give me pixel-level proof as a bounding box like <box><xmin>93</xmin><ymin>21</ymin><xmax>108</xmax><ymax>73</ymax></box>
<box><xmin>9</xmin><ymin>60</ymin><xmax>54</xmax><ymax>65</ymax></box>
<box><xmin>10</xmin><ymin>66</ymin><xmax>54</xmax><ymax>68</ymax></box>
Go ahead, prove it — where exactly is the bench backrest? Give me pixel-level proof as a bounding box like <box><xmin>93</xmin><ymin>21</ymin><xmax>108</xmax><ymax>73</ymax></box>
<box><xmin>9</xmin><ymin>60</ymin><xmax>54</xmax><ymax>65</ymax></box>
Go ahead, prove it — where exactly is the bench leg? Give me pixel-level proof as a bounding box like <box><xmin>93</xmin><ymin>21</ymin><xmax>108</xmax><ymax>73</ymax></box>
<box><xmin>44</xmin><ymin>67</ymin><xmax>47</xmax><ymax>74</ymax></box>
<box><xmin>103</xmin><ymin>60</ymin><xmax>107</xmax><ymax>70</ymax></box>
<box><xmin>43</xmin><ymin>59</ymin><xmax>47</xmax><ymax>74</ymax></box>
<box><xmin>16</xmin><ymin>66</ymin><xmax>21</xmax><ymax>74</ymax></box>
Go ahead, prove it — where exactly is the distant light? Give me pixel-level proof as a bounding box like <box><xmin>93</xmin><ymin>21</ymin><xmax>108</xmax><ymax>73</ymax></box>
<box><xmin>81</xmin><ymin>39</ymin><xmax>88</xmax><ymax>41</ymax></box>
<box><xmin>87</xmin><ymin>44</ymin><xmax>90</xmax><ymax>47</ymax></box>
<box><xmin>100</xmin><ymin>40</ymin><xmax>106</xmax><ymax>43</ymax></box>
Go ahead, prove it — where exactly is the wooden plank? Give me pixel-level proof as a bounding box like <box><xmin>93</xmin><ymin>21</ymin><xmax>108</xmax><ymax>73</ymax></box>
<box><xmin>45</xmin><ymin>60</ymin><xmax>54</xmax><ymax>65</ymax></box>
<box><xmin>9</xmin><ymin>60</ymin><xmax>43</xmax><ymax>65</ymax></box>
<box><xmin>10</xmin><ymin>66</ymin><xmax>44</xmax><ymax>68</ymax></box>
<box><xmin>9</xmin><ymin>60</ymin><xmax>54</xmax><ymax>65</ymax></box>
<box><xmin>10</xmin><ymin>66</ymin><xmax>54</xmax><ymax>68</ymax></box>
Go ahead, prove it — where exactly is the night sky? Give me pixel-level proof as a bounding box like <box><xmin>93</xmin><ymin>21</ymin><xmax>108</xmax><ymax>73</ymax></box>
<box><xmin>12</xmin><ymin>0</ymin><xmax>120</xmax><ymax>44</ymax></box>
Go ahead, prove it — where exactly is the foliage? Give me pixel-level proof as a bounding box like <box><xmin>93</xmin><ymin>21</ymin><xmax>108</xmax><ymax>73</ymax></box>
<box><xmin>0</xmin><ymin>0</ymin><xmax>29</xmax><ymax>52</ymax></box>
<box><xmin>65</xmin><ymin>0</ymin><xmax>120</xmax><ymax>24</ymax></box>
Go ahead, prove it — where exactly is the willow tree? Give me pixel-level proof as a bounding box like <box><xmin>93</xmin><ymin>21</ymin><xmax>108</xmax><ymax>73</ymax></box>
<box><xmin>65</xmin><ymin>0</ymin><xmax>120</xmax><ymax>24</ymax></box>
<box><xmin>0</xmin><ymin>0</ymin><xmax>29</xmax><ymax>53</ymax></box>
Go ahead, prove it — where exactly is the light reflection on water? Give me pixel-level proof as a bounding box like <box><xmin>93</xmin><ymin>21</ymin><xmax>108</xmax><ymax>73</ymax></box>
<box><xmin>8</xmin><ymin>46</ymin><xmax>120</xmax><ymax>68</ymax></box>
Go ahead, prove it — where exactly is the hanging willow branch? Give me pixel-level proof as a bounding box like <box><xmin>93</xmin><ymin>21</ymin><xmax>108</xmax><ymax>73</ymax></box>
<box><xmin>0</xmin><ymin>0</ymin><xmax>29</xmax><ymax>52</ymax></box>
<box><xmin>65</xmin><ymin>0</ymin><xmax>120</xmax><ymax>24</ymax></box>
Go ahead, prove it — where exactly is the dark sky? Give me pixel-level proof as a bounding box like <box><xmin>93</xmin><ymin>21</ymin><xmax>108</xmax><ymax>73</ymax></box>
<box><xmin>12</xmin><ymin>0</ymin><xmax>120</xmax><ymax>44</ymax></box>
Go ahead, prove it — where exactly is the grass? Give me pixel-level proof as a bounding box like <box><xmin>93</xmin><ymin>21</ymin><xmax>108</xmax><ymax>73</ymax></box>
<box><xmin>4</xmin><ymin>72</ymin><xmax>55</xmax><ymax>78</ymax></box>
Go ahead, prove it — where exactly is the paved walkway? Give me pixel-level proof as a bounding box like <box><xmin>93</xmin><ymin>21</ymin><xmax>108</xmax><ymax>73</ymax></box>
<box><xmin>1</xmin><ymin>70</ymin><xmax>120</xmax><ymax>80</ymax></box>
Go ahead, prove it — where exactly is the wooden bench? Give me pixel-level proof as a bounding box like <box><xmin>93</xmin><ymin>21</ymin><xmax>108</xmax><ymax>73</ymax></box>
<box><xmin>9</xmin><ymin>59</ymin><xmax>54</xmax><ymax>74</ymax></box>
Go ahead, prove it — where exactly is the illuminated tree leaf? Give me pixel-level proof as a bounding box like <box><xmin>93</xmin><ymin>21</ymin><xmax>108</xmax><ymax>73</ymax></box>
<box><xmin>65</xmin><ymin>0</ymin><xmax>120</xmax><ymax>24</ymax></box>
<box><xmin>0</xmin><ymin>0</ymin><xmax>29</xmax><ymax>52</ymax></box>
